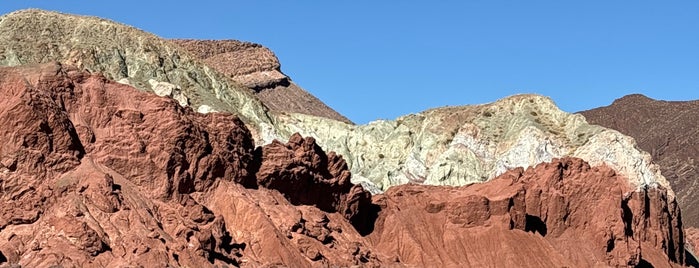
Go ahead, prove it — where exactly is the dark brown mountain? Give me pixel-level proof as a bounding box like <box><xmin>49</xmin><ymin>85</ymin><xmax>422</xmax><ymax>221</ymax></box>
<box><xmin>581</xmin><ymin>94</ymin><xmax>699</xmax><ymax>228</ymax></box>
<box><xmin>171</xmin><ymin>39</ymin><xmax>353</xmax><ymax>124</ymax></box>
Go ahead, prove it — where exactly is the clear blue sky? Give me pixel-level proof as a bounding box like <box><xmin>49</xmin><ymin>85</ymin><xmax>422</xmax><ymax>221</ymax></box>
<box><xmin>2</xmin><ymin>1</ymin><xmax>698</xmax><ymax>124</ymax></box>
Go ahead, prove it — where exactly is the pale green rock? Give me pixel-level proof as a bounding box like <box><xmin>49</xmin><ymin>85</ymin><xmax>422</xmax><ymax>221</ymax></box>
<box><xmin>275</xmin><ymin>95</ymin><xmax>671</xmax><ymax>194</ymax></box>
<box><xmin>0</xmin><ymin>9</ymin><xmax>278</xmax><ymax>142</ymax></box>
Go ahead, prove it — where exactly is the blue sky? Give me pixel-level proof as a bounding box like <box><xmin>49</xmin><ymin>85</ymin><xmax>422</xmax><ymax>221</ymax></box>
<box><xmin>2</xmin><ymin>1</ymin><xmax>698</xmax><ymax>124</ymax></box>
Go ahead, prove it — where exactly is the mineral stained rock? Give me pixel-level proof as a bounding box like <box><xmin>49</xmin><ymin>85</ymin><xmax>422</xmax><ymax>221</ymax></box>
<box><xmin>277</xmin><ymin>95</ymin><xmax>672</xmax><ymax>195</ymax></box>
<box><xmin>0</xmin><ymin>63</ymin><xmax>687</xmax><ymax>267</ymax></box>
<box><xmin>581</xmin><ymin>94</ymin><xmax>699</xmax><ymax>228</ymax></box>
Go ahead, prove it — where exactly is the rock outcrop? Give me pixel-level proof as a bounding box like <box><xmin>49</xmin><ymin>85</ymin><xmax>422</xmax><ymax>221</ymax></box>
<box><xmin>686</xmin><ymin>228</ymin><xmax>699</xmax><ymax>260</ymax></box>
<box><xmin>255</xmin><ymin>133</ymin><xmax>373</xmax><ymax>232</ymax></box>
<box><xmin>368</xmin><ymin>157</ymin><xmax>685</xmax><ymax>267</ymax></box>
<box><xmin>172</xmin><ymin>39</ymin><xmax>352</xmax><ymax>124</ymax></box>
<box><xmin>581</xmin><ymin>94</ymin><xmax>699</xmax><ymax>228</ymax></box>
<box><xmin>0</xmin><ymin>63</ymin><xmax>380</xmax><ymax>267</ymax></box>
<box><xmin>0</xmin><ymin>62</ymin><xmax>257</xmax><ymax>266</ymax></box>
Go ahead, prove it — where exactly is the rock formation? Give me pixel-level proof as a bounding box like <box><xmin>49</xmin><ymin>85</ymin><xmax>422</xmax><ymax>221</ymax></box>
<box><xmin>0</xmin><ymin>63</ymin><xmax>688</xmax><ymax>267</ymax></box>
<box><xmin>369</xmin><ymin>157</ymin><xmax>685</xmax><ymax>267</ymax></box>
<box><xmin>0</xmin><ymin>9</ymin><xmax>672</xmax><ymax>198</ymax></box>
<box><xmin>254</xmin><ymin>133</ymin><xmax>373</xmax><ymax>232</ymax></box>
<box><xmin>172</xmin><ymin>40</ymin><xmax>352</xmax><ymax>124</ymax></box>
<box><xmin>686</xmin><ymin>227</ymin><xmax>699</xmax><ymax>263</ymax></box>
<box><xmin>0</xmin><ymin>63</ymin><xmax>375</xmax><ymax>267</ymax></box>
<box><xmin>581</xmin><ymin>94</ymin><xmax>699</xmax><ymax>228</ymax></box>
<box><xmin>0</xmin><ymin>9</ymin><xmax>694</xmax><ymax>267</ymax></box>
<box><xmin>276</xmin><ymin>95</ymin><xmax>672</xmax><ymax>195</ymax></box>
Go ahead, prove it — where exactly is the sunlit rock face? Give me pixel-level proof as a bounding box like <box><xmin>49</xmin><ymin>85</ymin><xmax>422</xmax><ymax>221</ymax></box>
<box><xmin>276</xmin><ymin>94</ymin><xmax>670</xmax><ymax>194</ymax></box>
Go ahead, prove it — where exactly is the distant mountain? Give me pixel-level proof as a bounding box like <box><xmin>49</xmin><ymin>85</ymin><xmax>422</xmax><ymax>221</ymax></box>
<box><xmin>581</xmin><ymin>94</ymin><xmax>699</xmax><ymax>228</ymax></box>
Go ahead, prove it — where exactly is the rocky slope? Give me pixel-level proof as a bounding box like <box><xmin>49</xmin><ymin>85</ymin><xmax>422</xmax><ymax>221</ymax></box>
<box><xmin>0</xmin><ymin>63</ymin><xmax>372</xmax><ymax>267</ymax></box>
<box><xmin>0</xmin><ymin>9</ymin><xmax>674</xmax><ymax>196</ymax></box>
<box><xmin>172</xmin><ymin>39</ymin><xmax>352</xmax><ymax>124</ymax></box>
<box><xmin>371</xmin><ymin>157</ymin><xmax>685</xmax><ymax>267</ymax></box>
<box><xmin>0</xmin><ymin>63</ymin><xmax>688</xmax><ymax>267</ymax></box>
<box><xmin>581</xmin><ymin>94</ymin><xmax>699</xmax><ymax>228</ymax></box>
<box><xmin>277</xmin><ymin>95</ymin><xmax>672</xmax><ymax>194</ymax></box>
<box><xmin>0</xmin><ymin>9</ymin><xmax>277</xmax><ymax>142</ymax></box>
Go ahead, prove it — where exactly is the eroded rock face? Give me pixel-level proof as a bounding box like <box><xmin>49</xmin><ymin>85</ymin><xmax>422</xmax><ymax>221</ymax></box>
<box><xmin>0</xmin><ymin>63</ymin><xmax>256</xmax><ymax>267</ymax></box>
<box><xmin>0</xmin><ymin>64</ymin><xmax>688</xmax><ymax>267</ymax></box>
<box><xmin>255</xmin><ymin>133</ymin><xmax>373</xmax><ymax>233</ymax></box>
<box><xmin>685</xmin><ymin>227</ymin><xmax>699</xmax><ymax>262</ymax></box>
<box><xmin>0</xmin><ymin>9</ymin><xmax>692</xmax><ymax>268</ymax></box>
<box><xmin>368</xmin><ymin>158</ymin><xmax>685</xmax><ymax>267</ymax></box>
<box><xmin>171</xmin><ymin>39</ymin><xmax>286</xmax><ymax>90</ymax></box>
<box><xmin>0</xmin><ymin>63</ymin><xmax>377</xmax><ymax>267</ymax></box>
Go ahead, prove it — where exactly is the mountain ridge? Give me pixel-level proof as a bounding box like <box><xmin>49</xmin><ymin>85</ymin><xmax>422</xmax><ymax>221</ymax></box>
<box><xmin>581</xmin><ymin>94</ymin><xmax>699</xmax><ymax>228</ymax></box>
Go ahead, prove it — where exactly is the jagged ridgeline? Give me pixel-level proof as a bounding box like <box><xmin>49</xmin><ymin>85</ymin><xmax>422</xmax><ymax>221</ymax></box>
<box><xmin>0</xmin><ymin>9</ymin><xmax>672</xmax><ymax>195</ymax></box>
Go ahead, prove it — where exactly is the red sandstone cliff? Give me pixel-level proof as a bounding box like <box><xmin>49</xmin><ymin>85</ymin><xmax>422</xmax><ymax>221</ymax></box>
<box><xmin>0</xmin><ymin>63</ymin><xmax>689</xmax><ymax>267</ymax></box>
<box><xmin>370</xmin><ymin>158</ymin><xmax>685</xmax><ymax>267</ymax></box>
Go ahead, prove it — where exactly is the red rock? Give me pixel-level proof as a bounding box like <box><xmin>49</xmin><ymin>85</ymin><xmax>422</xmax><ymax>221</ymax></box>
<box><xmin>255</xmin><ymin>133</ymin><xmax>373</xmax><ymax>232</ymax></box>
<box><xmin>0</xmin><ymin>63</ymin><xmax>379</xmax><ymax>267</ymax></box>
<box><xmin>171</xmin><ymin>39</ymin><xmax>353</xmax><ymax>124</ymax></box>
<box><xmin>686</xmin><ymin>227</ymin><xmax>699</xmax><ymax>262</ymax></box>
<box><xmin>0</xmin><ymin>63</ymin><xmax>688</xmax><ymax>267</ymax></box>
<box><xmin>367</xmin><ymin>158</ymin><xmax>686</xmax><ymax>267</ymax></box>
<box><xmin>0</xmin><ymin>63</ymin><xmax>256</xmax><ymax>267</ymax></box>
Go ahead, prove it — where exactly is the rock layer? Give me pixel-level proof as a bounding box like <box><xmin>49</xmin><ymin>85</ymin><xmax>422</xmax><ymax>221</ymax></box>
<box><xmin>277</xmin><ymin>95</ymin><xmax>671</xmax><ymax>195</ymax></box>
<box><xmin>581</xmin><ymin>94</ymin><xmax>699</xmax><ymax>228</ymax></box>
<box><xmin>172</xmin><ymin>39</ymin><xmax>352</xmax><ymax>124</ymax></box>
<box><xmin>0</xmin><ymin>9</ymin><xmax>277</xmax><ymax>142</ymax></box>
